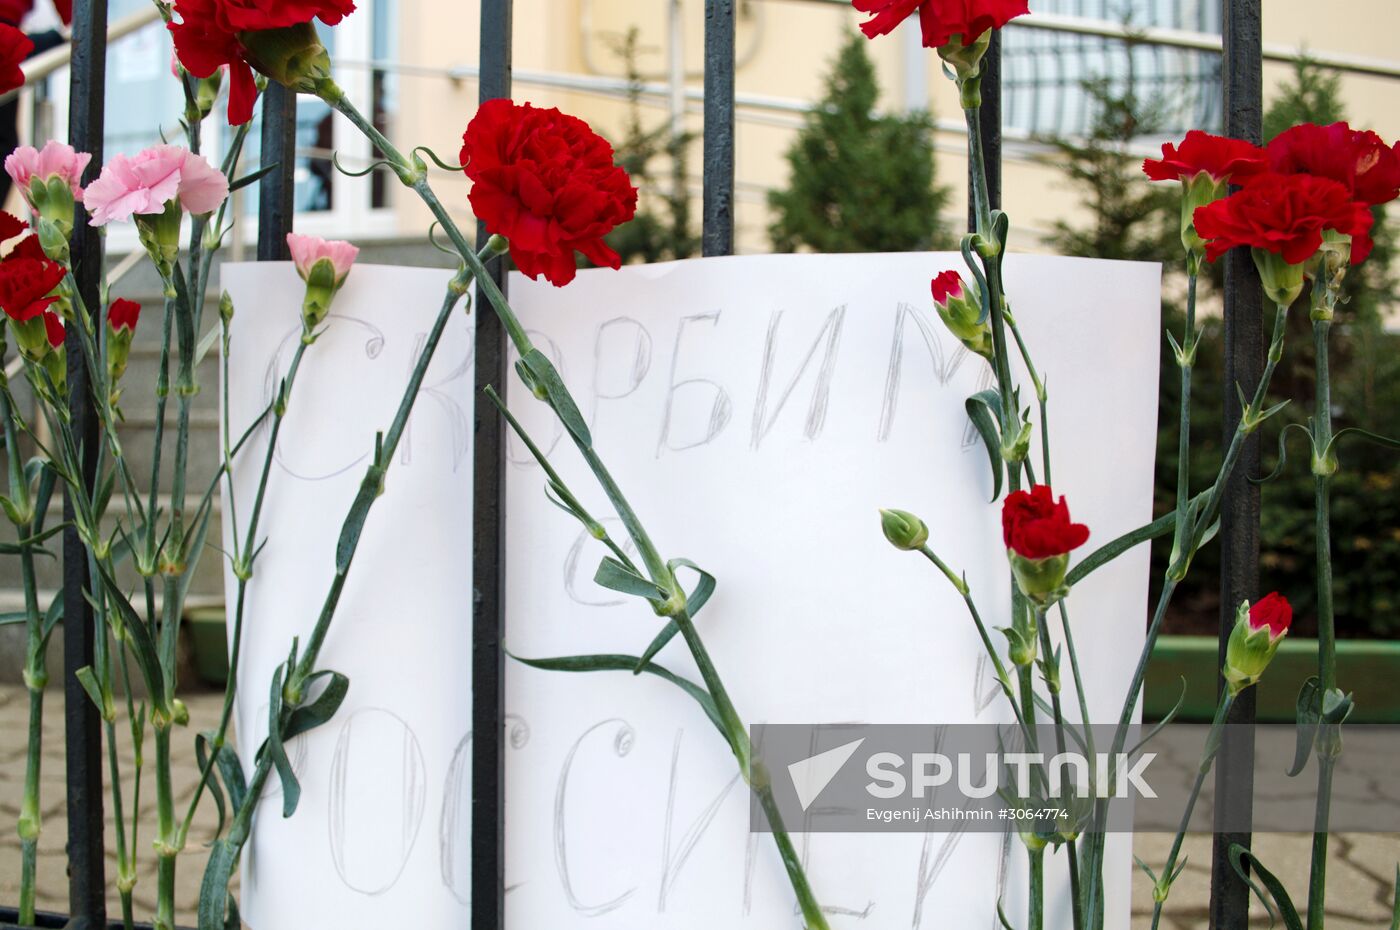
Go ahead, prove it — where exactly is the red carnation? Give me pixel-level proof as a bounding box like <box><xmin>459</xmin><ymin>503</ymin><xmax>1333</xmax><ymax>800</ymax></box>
<box><xmin>216</xmin><ymin>0</ymin><xmax>355</xmax><ymax>31</ymax></box>
<box><xmin>0</xmin><ymin>25</ymin><xmax>33</xmax><ymax>97</ymax></box>
<box><xmin>0</xmin><ymin>257</ymin><xmax>66</xmax><ymax>323</ymax></box>
<box><xmin>931</xmin><ymin>269</ymin><xmax>963</xmax><ymax>304</ymax></box>
<box><xmin>169</xmin><ymin>0</ymin><xmax>259</xmax><ymax>125</ymax></box>
<box><xmin>5</xmin><ymin>235</ymin><xmax>47</xmax><ymax>263</ymax></box>
<box><xmin>1247</xmin><ymin>591</ymin><xmax>1292</xmax><ymax>640</ymax></box>
<box><xmin>1002</xmin><ymin>485</ymin><xmax>1090</xmax><ymax>560</ymax></box>
<box><xmin>1268</xmin><ymin>122</ymin><xmax>1400</xmax><ymax>208</ymax></box>
<box><xmin>460</xmin><ymin>99</ymin><xmax>638</xmax><ymax>288</ymax></box>
<box><xmin>1193</xmin><ymin>173</ymin><xmax>1374</xmax><ymax>265</ymax></box>
<box><xmin>108</xmin><ymin>298</ymin><xmax>142</xmax><ymax>333</ymax></box>
<box><xmin>42</xmin><ymin>311</ymin><xmax>64</xmax><ymax>349</ymax></box>
<box><xmin>0</xmin><ymin>211</ymin><xmax>29</xmax><ymax>244</ymax></box>
<box><xmin>1143</xmin><ymin>131</ymin><xmax>1268</xmax><ymax>185</ymax></box>
<box><xmin>852</xmin><ymin>0</ymin><xmax>1029</xmax><ymax>48</ymax></box>
<box><xmin>169</xmin><ymin>0</ymin><xmax>352</xmax><ymax>125</ymax></box>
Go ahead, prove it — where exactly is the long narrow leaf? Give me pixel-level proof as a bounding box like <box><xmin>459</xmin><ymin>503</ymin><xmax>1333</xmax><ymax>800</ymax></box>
<box><xmin>511</xmin><ymin>652</ymin><xmax>724</xmax><ymax>736</ymax></box>
<box><xmin>197</xmin><ymin>838</ymin><xmax>238</xmax><ymax>930</ymax></box>
<box><xmin>283</xmin><ymin>670</ymin><xmax>351</xmax><ymax>741</ymax></box>
<box><xmin>520</xmin><ymin>349</ymin><xmax>592</xmax><ymax>448</ymax></box>
<box><xmin>1228</xmin><ymin>844</ymin><xmax>1304</xmax><ymax>930</ymax></box>
<box><xmin>594</xmin><ymin>556</ymin><xmax>666</xmax><ymax>601</ymax></box>
<box><xmin>1288</xmin><ymin>677</ymin><xmax>1321</xmax><ymax>777</ymax></box>
<box><xmin>265</xmin><ymin>665</ymin><xmax>301</xmax><ymax>818</ymax></box>
<box><xmin>965</xmin><ymin>389</ymin><xmax>1004</xmax><ymax>502</ymax></box>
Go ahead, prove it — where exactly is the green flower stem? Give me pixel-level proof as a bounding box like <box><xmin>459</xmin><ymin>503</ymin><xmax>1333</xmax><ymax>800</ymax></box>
<box><xmin>1</xmin><ymin>366</ymin><xmax>46</xmax><ymax>925</ymax></box>
<box><xmin>1035</xmin><ymin>606</ymin><xmax>1082</xmax><ymax>930</ymax></box>
<box><xmin>1306</xmin><ymin>302</ymin><xmax>1337</xmax><ymax>930</ymax></box>
<box><xmin>1168</xmin><ymin>269</ymin><xmax>1199</xmax><ymax>580</ymax></box>
<box><xmin>917</xmin><ymin>545</ymin><xmax>1019</xmax><ymax>711</ymax></box>
<box><xmin>206</xmin><ymin>269</ymin><xmax>478</xmax><ymax>912</ymax></box>
<box><xmin>286</xmin><ymin>267</ymin><xmax>475</xmax><ymax>695</ymax></box>
<box><xmin>316</xmin><ymin>83</ymin><xmax>830</xmax><ymax>926</ymax></box>
<box><xmin>1004</xmin><ymin>312</ymin><xmax>1051</xmax><ymax>485</ymax></box>
<box><xmin>1150</xmin><ymin>689</ymin><xmax>1235</xmax><ymax>929</ymax></box>
<box><xmin>1083</xmin><ymin>300</ymin><xmax>1292</xmax><ymax>928</ymax></box>
<box><xmin>146</xmin><ymin>295</ymin><xmax>176</xmax><ymax>572</ymax></box>
<box><xmin>153</xmin><ymin>723</ymin><xmax>177</xmax><ymax>930</ymax></box>
<box><xmin>179</xmin><ymin>339</ymin><xmax>312</xmax><ymax>843</ymax></box>
<box><xmin>753</xmin><ymin>771</ymin><xmax>830</xmax><ymax>930</ymax></box>
<box><xmin>967</xmin><ymin>97</ymin><xmax>1045</xmax><ymax>930</ymax></box>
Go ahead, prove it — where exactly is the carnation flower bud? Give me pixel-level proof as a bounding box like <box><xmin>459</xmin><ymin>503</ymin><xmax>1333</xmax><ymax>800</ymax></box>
<box><xmin>1250</xmin><ymin>248</ymin><xmax>1307</xmax><ymax>307</ymax></box>
<box><xmin>879</xmin><ymin>508</ymin><xmax>929</xmax><ymax>551</ymax></box>
<box><xmin>931</xmin><ymin>270</ymin><xmax>992</xmax><ymax>359</ymax></box>
<box><xmin>1008</xmin><ymin>550</ymin><xmax>1071</xmax><ymax>607</ymax></box>
<box><xmin>39</xmin><ymin>312</ymin><xmax>65</xmax><ymax>390</ymax></box>
<box><xmin>937</xmin><ymin>31</ymin><xmax>992</xmax><ymax>105</ymax></box>
<box><xmin>106</xmin><ymin>299</ymin><xmax>142</xmax><ymax>393</ymax></box>
<box><xmin>219</xmin><ymin>290</ymin><xmax>235</xmax><ymax>325</ymax></box>
<box><xmin>1223</xmin><ymin>592</ymin><xmax>1292</xmax><ymax>695</ymax></box>
<box><xmin>134</xmin><ymin>201</ymin><xmax>184</xmax><ymax>288</ymax></box>
<box><xmin>287</xmin><ymin>233</ymin><xmax>358</xmax><ymax>331</ymax></box>
<box><xmin>194</xmin><ymin>69</ymin><xmax>224</xmax><ymax>121</ymax></box>
<box><xmin>1179</xmin><ymin>172</ymin><xmax>1227</xmax><ymax>260</ymax></box>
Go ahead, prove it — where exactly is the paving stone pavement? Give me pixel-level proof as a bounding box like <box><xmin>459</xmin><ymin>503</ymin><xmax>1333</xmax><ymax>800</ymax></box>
<box><xmin>0</xmin><ymin>684</ymin><xmax>1394</xmax><ymax>927</ymax></box>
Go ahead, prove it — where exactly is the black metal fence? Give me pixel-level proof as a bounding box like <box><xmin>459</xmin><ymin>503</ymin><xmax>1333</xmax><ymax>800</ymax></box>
<box><xmin>24</xmin><ymin>0</ymin><xmax>1267</xmax><ymax>928</ymax></box>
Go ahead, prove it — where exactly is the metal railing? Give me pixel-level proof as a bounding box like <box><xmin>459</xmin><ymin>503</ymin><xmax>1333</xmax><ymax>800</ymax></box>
<box><xmin>0</xmin><ymin>1</ymin><xmax>1290</xmax><ymax>929</ymax></box>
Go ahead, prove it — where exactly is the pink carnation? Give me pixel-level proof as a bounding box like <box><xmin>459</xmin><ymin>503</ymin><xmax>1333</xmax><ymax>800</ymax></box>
<box><xmin>4</xmin><ymin>141</ymin><xmax>91</xmax><ymax>204</ymax></box>
<box><xmin>84</xmin><ymin>145</ymin><xmax>229</xmax><ymax>226</ymax></box>
<box><xmin>287</xmin><ymin>233</ymin><xmax>359</xmax><ymax>283</ymax></box>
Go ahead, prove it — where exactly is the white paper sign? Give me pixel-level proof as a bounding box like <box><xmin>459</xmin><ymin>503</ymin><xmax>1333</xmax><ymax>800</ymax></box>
<box><xmin>222</xmin><ymin>262</ymin><xmax>475</xmax><ymax>929</ymax></box>
<box><xmin>223</xmin><ymin>251</ymin><xmax>1160</xmax><ymax>929</ymax></box>
<box><xmin>503</xmin><ymin>252</ymin><xmax>1160</xmax><ymax>929</ymax></box>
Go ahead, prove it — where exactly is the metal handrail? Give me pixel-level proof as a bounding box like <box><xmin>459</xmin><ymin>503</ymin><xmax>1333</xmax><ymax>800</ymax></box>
<box><xmin>776</xmin><ymin>0</ymin><xmax>1400</xmax><ymax>80</ymax></box>
<box><xmin>0</xmin><ymin>5</ymin><xmax>162</xmax><ymax>106</ymax></box>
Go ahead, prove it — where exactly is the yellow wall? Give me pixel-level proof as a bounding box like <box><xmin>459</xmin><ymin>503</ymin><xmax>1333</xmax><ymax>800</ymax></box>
<box><xmin>384</xmin><ymin>0</ymin><xmax>1400</xmax><ymax>257</ymax></box>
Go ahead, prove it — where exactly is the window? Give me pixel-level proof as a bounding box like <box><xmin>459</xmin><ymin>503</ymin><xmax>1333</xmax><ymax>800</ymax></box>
<box><xmin>1002</xmin><ymin>0</ymin><xmax>1224</xmax><ymax>139</ymax></box>
<box><xmin>43</xmin><ymin>0</ymin><xmax>401</xmax><ymax>248</ymax></box>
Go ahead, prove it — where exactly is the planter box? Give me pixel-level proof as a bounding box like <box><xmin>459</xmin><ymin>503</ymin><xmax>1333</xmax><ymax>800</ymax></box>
<box><xmin>0</xmin><ymin>907</ymin><xmax>162</xmax><ymax>929</ymax></box>
<box><xmin>186</xmin><ymin>606</ymin><xmax>229</xmax><ymax>686</ymax></box>
<box><xmin>1145</xmin><ymin>635</ymin><xmax>1400</xmax><ymax>724</ymax></box>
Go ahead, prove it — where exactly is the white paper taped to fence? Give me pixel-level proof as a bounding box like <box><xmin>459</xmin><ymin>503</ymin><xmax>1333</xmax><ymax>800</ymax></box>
<box><xmin>504</xmin><ymin>252</ymin><xmax>1160</xmax><ymax>930</ymax></box>
<box><xmin>221</xmin><ymin>262</ymin><xmax>474</xmax><ymax>930</ymax></box>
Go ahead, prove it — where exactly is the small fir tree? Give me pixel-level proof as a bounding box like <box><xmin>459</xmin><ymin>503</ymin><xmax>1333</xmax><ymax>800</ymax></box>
<box><xmin>767</xmin><ymin>33</ymin><xmax>951</xmax><ymax>253</ymax></box>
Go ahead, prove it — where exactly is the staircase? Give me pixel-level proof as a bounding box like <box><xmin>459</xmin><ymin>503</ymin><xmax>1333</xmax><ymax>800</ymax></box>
<box><xmin>0</xmin><ymin>236</ymin><xmax>456</xmax><ymax>685</ymax></box>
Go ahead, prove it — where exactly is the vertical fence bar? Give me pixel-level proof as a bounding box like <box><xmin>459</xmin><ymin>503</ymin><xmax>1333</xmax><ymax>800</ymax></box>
<box><xmin>257</xmin><ymin>84</ymin><xmax>298</xmax><ymax>260</ymax></box>
<box><xmin>702</xmin><ymin>0</ymin><xmax>735</xmax><ymax>256</ymax></box>
<box><xmin>473</xmin><ymin>2</ymin><xmax>512</xmax><ymax>928</ymax></box>
<box><xmin>969</xmin><ymin>30</ymin><xmax>1003</xmax><ymax>228</ymax></box>
<box><xmin>64</xmin><ymin>1</ymin><xmax>108</xmax><ymax>925</ymax></box>
<box><xmin>1209</xmin><ymin>1</ymin><xmax>1263</xmax><ymax>926</ymax></box>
